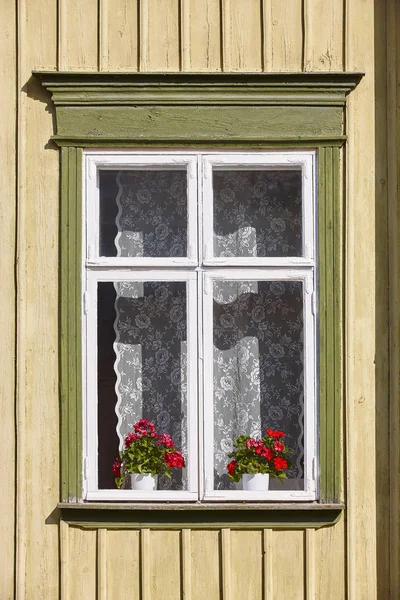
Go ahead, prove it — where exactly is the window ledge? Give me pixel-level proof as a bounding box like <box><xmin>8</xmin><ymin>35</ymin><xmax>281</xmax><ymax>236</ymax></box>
<box><xmin>58</xmin><ymin>502</ymin><xmax>344</xmax><ymax>529</ymax></box>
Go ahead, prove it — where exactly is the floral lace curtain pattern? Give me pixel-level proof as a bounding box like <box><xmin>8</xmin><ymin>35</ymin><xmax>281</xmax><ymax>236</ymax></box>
<box><xmin>109</xmin><ymin>169</ymin><xmax>189</xmax><ymax>490</ymax></box>
<box><xmin>104</xmin><ymin>166</ymin><xmax>305</xmax><ymax>492</ymax></box>
<box><xmin>213</xmin><ymin>280</ymin><xmax>305</xmax><ymax>491</ymax></box>
<box><xmin>113</xmin><ymin>280</ymin><xmax>188</xmax><ymax>491</ymax></box>
<box><xmin>213</xmin><ymin>169</ymin><xmax>302</xmax><ymax>258</ymax></box>
<box><xmin>100</xmin><ymin>169</ymin><xmax>188</xmax><ymax>258</ymax></box>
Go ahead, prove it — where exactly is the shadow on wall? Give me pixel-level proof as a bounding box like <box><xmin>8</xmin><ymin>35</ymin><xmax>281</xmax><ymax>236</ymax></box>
<box><xmin>23</xmin><ymin>74</ymin><xmax>57</xmax><ymax>150</ymax></box>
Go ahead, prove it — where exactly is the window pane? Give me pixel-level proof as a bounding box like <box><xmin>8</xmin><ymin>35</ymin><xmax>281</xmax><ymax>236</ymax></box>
<box><xmin>99</xmin><ymin>169</ymin><xmax>188</xmax><ymax>257</ymax></box>
<box><xmin>212</xmin><ymin>279</ymin><xmax>304</xmax><ymax>491</ymax></box>
<box><xmin>97</xmin><ymin>280</ymin><xmax>189</xmax><ymax>491</ymax></box>
<box><xmin>213</xmin><ymin>170</ymin><xmax>302</xmax><ymax>258</ymax></box>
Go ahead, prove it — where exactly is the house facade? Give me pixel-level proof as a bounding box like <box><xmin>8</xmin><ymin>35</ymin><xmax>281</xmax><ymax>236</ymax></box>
<box><xmin>1</xmin><ymin>0</ymin><xmax>399</xmax><ymax>598</ymax></box>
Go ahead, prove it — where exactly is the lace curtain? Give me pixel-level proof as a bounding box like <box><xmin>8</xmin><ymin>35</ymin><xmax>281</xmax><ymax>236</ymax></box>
<box><xmin>107</xmin><ymin>167</ymin><xmax>304</xmax><ymax>491</ymax></box>
<box><xmin>213</xmin><ymin>170</ymin><xmax>302</xmax><ymax>258</ymax></box>
<box><xmin>113</xmin><ymin>280</ymin><xmax>188</xmax><ymax>491</ymax></box>
<box><xmin>213</xmin><ymin>280</ymin><xmax>304</xmax><ymax>491</ymax></box>
<box><xmin>211</xmin><ymin>170</ymin><xmax>304</xmax><ymax>490</ymax></box>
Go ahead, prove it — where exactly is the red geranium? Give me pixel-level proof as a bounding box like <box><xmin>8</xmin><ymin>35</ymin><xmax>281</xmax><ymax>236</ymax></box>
<box><xmin>261</xmin><ymin>447</ymin><xmax>273</xmax><ymax>460</ymax></box>
<box><xmin>164</xmin><ymin>451</ymin><xmax>185</xmax><ymax>468</ymax></box>
<box><xmin>273</xmin><ymin>457</ymin><xmax>288</xmax><ymax>471</ymax></box>
<box><xmin>113</xmin><ymin>420</ymin><xmax>186</xmax><ymax>488</ymax></box>
<box><xmin>227</xmin><ymin>460</ymin><xmax>237</xmax><ymax>476</ymax></box>
<box><xmin>134</xmin><ymin>419</ymin><xmax>156</xmax><ymax>436</ymax></box>
<box><xmin>112</xmin><ymin>458</ymin><xmax>121</xmax><ymax>477</ymax></box>
<box><xmin>157</xmin><ymin>433</ymin><xmax>175</xmax><ymax>448</ymax></box>
<box><xmin>125</xmin><ymin>432</ymin><xmax>141</xmax><ymax>448</ymax></box>
<box><xmin>226</xmin><ymin>428</ymin><xmax>291</xmax><ymax>483</ymax></box>
<box><xmin>266</xmin><ymin>429</ymin><xmax>285</xmax><ymax>439</ymax></box>
<box><xmin>273</xmin><ymin>441</ymin><xmax>284</xmax><ymax>453</ymax></box>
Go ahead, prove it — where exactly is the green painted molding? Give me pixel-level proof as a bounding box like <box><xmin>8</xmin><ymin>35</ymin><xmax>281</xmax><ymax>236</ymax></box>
<box><xmin>44</xmin><ymin>71</ymin><xmax>361</xmax><ymax>507</ymax></box>
<box><xmin>60</xmin><ymin>147</ymin><xmax>83</xmax><ymax>502</ymax></box>
<box><xmin>318</xmin><ymin>147</ymin><xmax>342</xmax><ymax>503</ymax></box>
<box><xmin>58</xmin><ymin>503</ymin><xmax>343</xmax><ymax>530</ymax></box>
<box><xmin>35</xmin><ymin>71</ymin><xmax>362</xmax><ymax>146</ymax></box>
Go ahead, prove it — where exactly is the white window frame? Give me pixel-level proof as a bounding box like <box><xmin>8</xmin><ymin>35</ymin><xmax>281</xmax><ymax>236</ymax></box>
<box><xmin>82</xmin><ymin>150</ymin><xmax>318</xmax><ymax>502</ymax></box>
<box><xmin>84</xmin><ymin>270</ymin><xmax>199</xmax><ymax>501</ymax></box>
<box><xmin>202</xmin><ymin>269</ymin><xmax>317</xmax><ymax>501</ymax></box>
<box><xmin>85</xmin><ymin>153</ymin><xmax>198</xmax><ymax>267</ymax></box>
<box><xmin>202</xmin><ymin>153</ymin><xmax>315</xmax><ymax>266</ymax></box>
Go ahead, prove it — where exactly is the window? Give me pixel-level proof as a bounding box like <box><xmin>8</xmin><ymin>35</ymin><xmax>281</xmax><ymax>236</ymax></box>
<box><xmin>83</xmin><ymin>150</ymin><xmax>317</xmax><ymax>501</ymax></box>
<box><xmin>38</xmin><ymin>71</ymin><xmax>360</xmax><ymax>509</ymax></box>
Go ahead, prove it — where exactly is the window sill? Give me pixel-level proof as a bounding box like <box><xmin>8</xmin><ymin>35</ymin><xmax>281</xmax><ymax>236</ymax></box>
<box><xmin>58</xmin><ymin>502</ymin><xmax>344</xmax><ymax>529</ymax></box>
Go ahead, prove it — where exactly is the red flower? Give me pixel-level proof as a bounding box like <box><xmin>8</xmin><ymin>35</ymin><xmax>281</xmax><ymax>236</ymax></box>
<box><xmin>157</xmin><ymin>433</ymin><xmax>175</xmax><ymax>448</ymax></box>
<box><xmin>261</xmin><ymin>448</ymin><xmax>273</xmax><ymax>461</ymax></box>
<box><xmin>227</xmin><ymin>460</ymin><xmax>237</xmax><ymax>475</ymax></box>
<box><xmin>273</xmin><ymin>441</ymin><xmax>285</xmax><ymax>453</ymax></box>
<box><xmin>246</xmin><ymin>439</ymin><xmax>257</xmax><ymax>449</ymax></box>
<box><xmin>112</xmin><ymin>458</ymin><xmax>121</xmax><ymax>477</ymax></box>
<box><xmin>273</xmin><ymin>457</ymin><xmax>288</xmax><ymax>471</ymax></box>
<box><xmin>125</xmin><ymin>432</ymin><xmax>141</xmax><ymax>447</ymax></box>
<box><xmin>134</xmin><ymin>419</ymin><xmax>156</xmax><ymax>436</ymax></box>
<box><xmin>266</xmin><ymin>429</ymin><xmax>285</xmax><ymax>439</ymax></box>
<box><xmin>164</xmin><ymin>451</ymin><xmax>185</xmax><ymax>468</ymax></box>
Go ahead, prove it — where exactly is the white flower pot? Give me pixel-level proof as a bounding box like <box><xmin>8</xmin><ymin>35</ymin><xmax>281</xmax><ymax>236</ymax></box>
<box><xmin>242</xmin><ymin>473</ymin><xmax>269</xmax><ymax>491</ymax></box>
<box><xmin>130</xmin><ymin>473</ymin><xmax>158</xmax><ymax>491</ymax></box>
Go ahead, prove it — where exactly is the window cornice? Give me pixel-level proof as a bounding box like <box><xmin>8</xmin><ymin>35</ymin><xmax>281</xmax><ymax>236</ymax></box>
<box><xmin>35</xmin><ymin>71</ymin><xmax>363</xmax><ymax>147</ymax></box>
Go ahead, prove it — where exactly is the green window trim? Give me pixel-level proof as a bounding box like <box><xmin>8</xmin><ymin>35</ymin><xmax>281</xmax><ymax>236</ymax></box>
<box><xmin>36</xmin><ymin>71</ymin><xmax>362</xmax><ymax>509</ymax></box>
<box><xmin>58</xmin><ymin>502</ymin><xmax>344</xmax><ymax>530</ymax></box>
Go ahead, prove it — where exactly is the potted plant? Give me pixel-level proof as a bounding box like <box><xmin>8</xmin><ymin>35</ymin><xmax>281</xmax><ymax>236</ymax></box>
<box><xmin>112</xmin><ymin>419</ymin><xmax>185</xmax><ymax>491</ymax></box>
<box><xmin>226</xmin><ymin>428</ymin><xmax>291</xmax><ymax>491</ymax></box>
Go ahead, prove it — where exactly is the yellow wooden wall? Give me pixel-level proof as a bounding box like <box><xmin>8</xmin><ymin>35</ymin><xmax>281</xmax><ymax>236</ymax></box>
<box><xmin>1</xmin><ymin>0</ymin><xmax>398</xmax><ymax>598</ymax></box>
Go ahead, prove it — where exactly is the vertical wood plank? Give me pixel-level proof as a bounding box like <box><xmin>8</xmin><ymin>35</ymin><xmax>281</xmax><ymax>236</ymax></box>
<box><xmin>263</xmin><ymin>529</ymin><xmax>273</xmax><ymax>600</ymax></box>
<box><xmin>182</xmin><ymin>0</ymin><xmax>221</xmax><ymax>71</ymax></box>
<box><xmin>16</xmin><ymin>0</ymin><xmax>28</xmax><ymax>595</ymax></box>
<box><xmin>140</xmin><ymin>528</ymin><xmax>151</xmax><ymax>600</ymax></box>
<box><xmin>68</xmin><ymin>528</ymin><xmax>97</xmax><ymax>599</ymax></box>
<box><xmin>303</xmin><ymin>0</ymin><xmax>344</xmax><ymax>71</ymax></box>
<box><xmin>268</xmin><ymin>0</ymin><xmax>303</xmax><ymax>72</ymax></box>
<box><xmin>221</xmin><ymin>529</ymin><xmax>232</xmax><ymax>600</ymax></box>
<box><xmin>60</xmin><ymin>521</ymin><xmax>70</xmax><ymax>600</ymax></box>
<box><xmin>58</xmin><ymin>0</ymin><xmax>67</xmax><ymax>69</ymax></box>
<box><xmin>62</xmin><ymin>0</ymin><xmax>98</xmax><ymax>70</ymax></box>
<box><xmin>262</xmin><ymin>0</ymin><xmax>273</xmax><ymax>72</ymax></box>
<box><xmin>182</xmin><ymin>529</ymin><xmax>192</xmax><ymax>600</ymax></box>
<box><xmin>387</xmin><ymin>0</ymin><xmax>400</xmax><ymax>595</ymax></box>
<box><xmin>315</xmin><ymin>518</ymin><xmax>345</xmax><ymax>600</ymax></box>
<box><xmin>149</xmin><ymin>530</ymin><xmax>181</xmax><ymax>600</ymax></box>
<box><xmin>305</xmin><ymin>529</ymin><xmax>316</xmax><ymax>600</ymax></box>
<box><xmin>17</xmin><ymin>0</ymin><xmax>60</xmax><ymax>596</ymax></box>
<box><xmin>139</xmin><ymin>0</ymin><xmax>180</xmax><ymax>71</ymax></box>
<box><xmin>180</xmin><ymin>0</ymin><xmax>191</xmax><ymax>72</ymax></box>
<box><xmin>99</xmin><ymin>0</ymin><xmax>109</xmax><ymax>71</ymax></box>
<box><xmin>222</xmin><ymin>0</ymin><xmax>262</xmax><ymax>71</ymax></box>
<box><xmin>106</xmin><ymin>530</ymin><xmax>140</xmax><ymax>598</ymax></box>
<box><xmin>97</xmin><ymin>529</ymin><xmax>107</xmax><ymax>600</ymax></box>
<box><xmin>271</xmin><ymin>530</ymin><xmax>304</xmax><ymax>599</ymax></box>
<box><xmin>231</xmin><ymin>531</ymin><xmax>262</xmax><ymax>600</ymax></box>
<box><xmin>0</xmin><ymin>0</ymin><xmax>16</xmax><ymax>596</ymax></box>
<box><xmin>345</xmin><ymin>0</ymin><xmax>378</xmax><ymax>597</ymax></box>
<box><xmin>107</xmin><ymin>0</ymin><xmax>139</xmax><ymax>71</ymax></box>
<box><xmin>190</xmin><ymin>530</ymin><xmax>221</xmax><ymax>600</ymax></box>
<box><xmin>373</xmin><ymin>0</ymin><xmax>391</xmax><ymax>597</ymax></box>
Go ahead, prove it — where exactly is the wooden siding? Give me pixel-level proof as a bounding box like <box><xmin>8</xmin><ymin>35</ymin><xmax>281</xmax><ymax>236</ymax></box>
<box><xmin>1</xmin><ymin>0</ymin><xmax>397</xmax><ymax>597</ymax></box>
<box><xmin>59</xmin><ymin>524</ymin><xmax>346</xmax><ymax>600</ymax></box>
